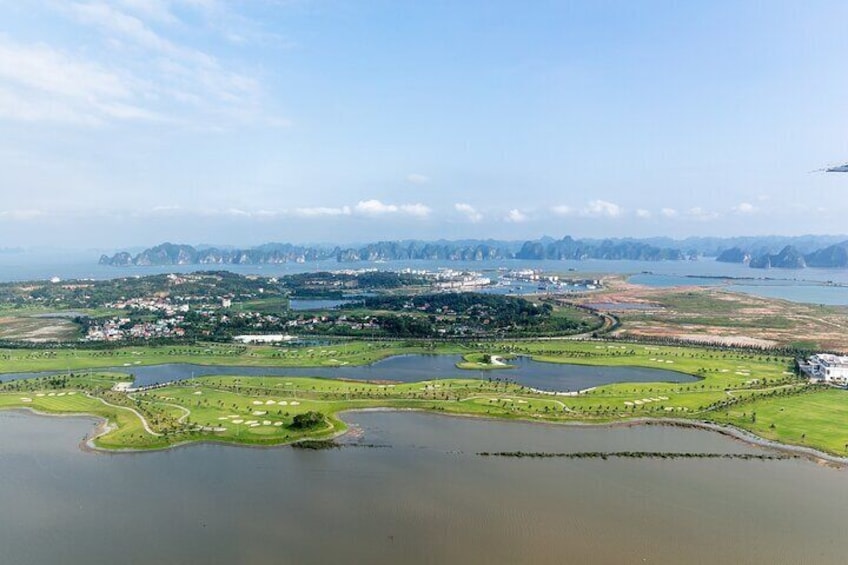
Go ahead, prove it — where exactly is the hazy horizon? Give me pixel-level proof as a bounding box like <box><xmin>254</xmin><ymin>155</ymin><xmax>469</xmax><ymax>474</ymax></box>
<box><xmin>1</xmin><ymin>1</ymin><xmax>846</xmax><ymax>247</ymax></box>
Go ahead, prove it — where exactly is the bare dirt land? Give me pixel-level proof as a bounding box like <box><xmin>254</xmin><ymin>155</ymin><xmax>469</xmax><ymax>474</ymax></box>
<box><xmin>569</xmin><ymin>276</ymin><xmax>848</xmax><ymax>351</ymax></box>
<box><xmin>0</xmin><ymin>316</ymin><xmax>79</xmax><ymax>342</ymax></box>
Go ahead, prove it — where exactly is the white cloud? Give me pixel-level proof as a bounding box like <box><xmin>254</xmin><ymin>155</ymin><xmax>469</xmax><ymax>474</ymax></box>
<box><xmin>552</xmin><ymin>205</ymin><xmax>574</xmax><ymax>217</ymax></box>
<box><xmin>733</xmin><ymin>202</ymin><xmax>756</xmax><ymax>214</ymax></box>
<box><xmin>581</xmin><ymin>200</ymin><xmax>622</xmax><ymax>218</ymax></box>
<box><xmin>399</xmin><ymin>203</ymin><xmax>432</xmax><ymax>218</ymax></box>
<box><xmin>635</xmin><ymin>209</ymin><xmax>651</xmax><ymax>219</ymax></box>
<box><xmin>686</xmin><ymin>207</ymin><xmax>719</xmax><ymax>221</ymax></box>
<box><xmin>406</xmin><ymin>173</ymin><xmax>430</xmax><ymax>185</ymax></box>
<box><xmin>294</xmin><ymin>206</ymin><xmax>351</xmax><ymax>218</ymax></box>
<box><xmin>354</xmin><ymin>200</ymin><xmax>430</xmax><ymax>218</ymax></box>
<box><xmin>0</xmin><ymin>39</ymin><xmax>151</xmax><ymax>124</ymax></box>
<box><xmin>0</xmin><ymin>209</ymin><xmax>45</xmax><ymax>220</ymax></box>
<box><xmin>505</xmin><ymin>209</ymin><xmax>527</xmax><ymax>223</ymax></box>
<box><xmin>455</xmin><ymin>203</ymin><xmax>483</xmax><ymax>223</ymax></box>
<box><xmin>0</xmin><ymin>3</ymin><xmax>285</xmax><ymax>128</ymax></box>
<box><xmin>70</xmin><ymin>2</ymin><xmax>216</xmax><ymax>67</ymax></box>
<box><xmin>355</xmin><ymin>200</ymin><xmax>397</xmax><ymax>215</ymax></box>
<box><xmin>660</xmin><ymin>208</ymin><xmax>678</xmax><ymax>218</ymax></box>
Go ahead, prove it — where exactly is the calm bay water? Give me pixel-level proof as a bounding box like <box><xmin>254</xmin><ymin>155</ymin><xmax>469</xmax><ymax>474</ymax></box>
<box><xmin>5</xmin><ymin>252</ymin><xmax>848</xmax><ymax>304</ymax></box>
<box><xmin>0</xmin><ymin>354</ymin><xmax>699</xmax><ymax>391</ymax></box>
<box><xmin>1</xmin><ymin>409</ymin><xmax>847</xmax><ymax>564</ymax></box>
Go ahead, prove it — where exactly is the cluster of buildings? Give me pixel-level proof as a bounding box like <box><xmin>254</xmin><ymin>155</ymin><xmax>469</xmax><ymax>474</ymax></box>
<box><xmin>107</xmin><ymin>297</ymin><xmax>192</xmax><ymax>315</ymax></box>
<box><xmin>84</xmin><ymin>317</ymin><xmax>186</xmax><ymax>341</ymax></box>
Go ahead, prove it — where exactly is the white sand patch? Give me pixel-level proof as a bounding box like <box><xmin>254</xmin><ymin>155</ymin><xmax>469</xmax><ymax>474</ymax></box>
<box><xmin>273</xmin><ymin>422</ymin><xmax>283</xmax><ymax>426</ymax></box>
<box><xmin>213</xmin><ymin>427</ymin><xmax>226</xmax><ymax>432</ymax></box>
<box><xmin>36</xmin><ymin>393</ymin><xmax>45</xmax><ymax>397</ymax></box>
<box><xmin>249</xmin><ymin>423</ymin><xmax>261</xmax><ymax>427</ymax></box>
<box><xmin>641</xmin><ymin>398</ymin><xmax>653</xmax><ymax>403</ymax></box>
<box><xmin>57</xmin><ymin>392</ymin><xmax>66</xmax><ymax>397</ymax></box>
<box><xmin>664</xmin><ymin>407</ymin><xmax>675</xmax><ymax>411</ymax></box>
<box><xmin>265</xmin><ymin>400</ymin><xmax>276</xmax><ymax>405</ymax></box>
<box><xmin>232</xmin><ymin>419</ymin><xmax>244</xmax><ymax>424</ymax></box>
<box><xmin>658</xmin><ymin>396</ymin><xmax>669</xmax><ymax>400</ymax></box>
<box><xmin>245</xmin><ymin>420</ymin><xmax>258</xmax><ymax>425</ymax></box>
<box><xmin>665</xmin><ymin>360</ymin><xmax>674</xmax><ymax>364</ymax></box>
<box><xmin>290</xmin><ymin>401</ymin><xmax>300</xmax><ymax>406</ymax></box>
<box><xmin>285</xmin><ymin>382</ymin><xmax>293</xmax><ymax>385</ymax></box>
<box><xmin>634</xmin><ymin>400</ymin><xmax>643</xmax><ymax>405</ymax></box>
<box><xmin>252</xmin><ymin>401</ymin><xmax>263</xmax><ymax>405</ymax></box>
<box><xmin>624</xmin><ymin>401</ymin><xmax>634</xmax><ymax>406</ymax></box>
<box><xmin>217</xmin><ymin>416</ymin><xmax>229</xmax><ymax>420</ymax></box>
<box><xmin>47</xmin><ymin>392</ymin><xmax>56</xmax><ymax>397</ymax></box>
<box><xmin>252</xmin><ymin>411</ymin><xmax>267</xmax><ymax>416</ymax></box>
<box><xmin>67</xmin><ymin>392</ymin><xmax>76</xmax><ymax>395</ymax></box>
<box><xmin>278</xmin><ymin>401</ymin><xmax>288</xmax><ymax>406</ymax></box>
<box><xmin>193</xmin><ymin>391</ymin><xmax>202</xmax><ymax>395</ymax></box>
<box><xmin>263</xmin><ymin>420</ymin><xmax>272</xmax><ymax>426</ymax></box>
<box><xmin>516</xmin><ymin>400</ymin><xmax>527</xmax><ymax>404</ymax></box>
<box><xmin>721</xmin><ymin>369</ymin><xmax>729</xmax><ymax>373</ymax></box>
<box><xmin>20</xmin><ymin>398</ymin><xmax>32</xmax><ymax>402</ymax></box>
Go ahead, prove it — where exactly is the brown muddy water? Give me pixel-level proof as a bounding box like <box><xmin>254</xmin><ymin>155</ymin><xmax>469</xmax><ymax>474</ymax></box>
<box><xmin>1</xmin><ymin>410</ymin><xmax>846</xmax><ymax>564</ymax></box>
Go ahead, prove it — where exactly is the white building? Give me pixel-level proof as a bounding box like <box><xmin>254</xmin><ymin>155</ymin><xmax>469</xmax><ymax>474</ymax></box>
<box><xmin>804</xmin><ymin>354</ymin><xmax>848</xmax><ymax>385</ymax></box>
<box><xmin>233</xmin><ymin>334</ymin><xmax>295</xmax><ymax>344</ymax></box>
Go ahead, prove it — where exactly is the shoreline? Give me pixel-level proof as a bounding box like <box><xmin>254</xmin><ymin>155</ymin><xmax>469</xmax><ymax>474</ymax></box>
<box><xmin>4</xmin><ymin>404</ymin><xmax>846</xmax><ymax>468</ymax></box>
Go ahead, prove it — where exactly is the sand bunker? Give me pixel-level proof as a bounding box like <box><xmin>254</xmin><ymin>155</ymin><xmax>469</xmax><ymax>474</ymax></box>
<box><xmin>232</xmin><ymin>419</ymin><xmax>244</xmax><ymax>424</ymax></box>
<box><xmin>278</xmin><ymin>401</ymin><xmax>288</xmax><ymax>406</ymax></box>
<box><xmin>290</xmin><ymin>401</ymin><xmax>300</xmax><ymax>406</ymax></box>
<box><xmin>252</xmin><ymin>411</ymin><xmax>267</xmax><ymax>416</ymax></box>
<box><xmin>265</xmin><ymin>400</ymin><xmax>276</xmax><ymax>405</ymax></box>
<box><xmin>273</xmin><ymin>422</ymin><xmax>283</xmax><ymax>426</ymax></box>
<box><xmin>252</xmin><ymin>401</ymin><xmax>263</xmax><ymax>405</ymax></box>
<box><xmin>20</xmin><ymin>398</ymin><xmax>32</xmax><ymax>402</ymax></box>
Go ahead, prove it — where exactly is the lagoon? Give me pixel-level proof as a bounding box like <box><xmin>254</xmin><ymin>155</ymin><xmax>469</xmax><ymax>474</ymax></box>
<box><xmin>0</xmin><ymin>354</ymin><xmax>699</xmax><ymax>392</ymax></box>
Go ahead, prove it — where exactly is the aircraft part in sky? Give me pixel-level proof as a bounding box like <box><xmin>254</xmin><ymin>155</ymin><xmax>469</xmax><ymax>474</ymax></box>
<box><xmin>826</xmin><ymin>164</ymin><xmax>848</xmax><ymax>173</ymax></box>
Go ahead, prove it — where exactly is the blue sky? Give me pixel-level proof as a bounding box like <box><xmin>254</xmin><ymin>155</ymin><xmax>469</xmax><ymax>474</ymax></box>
<box><xmin>0</xmin><ymin>0</ymin><xmax>847</xmax><ymax>248</ymax></box>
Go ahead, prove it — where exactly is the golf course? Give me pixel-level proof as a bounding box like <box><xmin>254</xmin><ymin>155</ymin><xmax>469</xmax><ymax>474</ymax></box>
<box><xmin>3</xmin><ymin>338</ymin><xmax>844</xmax><ymax>459</ymax></box>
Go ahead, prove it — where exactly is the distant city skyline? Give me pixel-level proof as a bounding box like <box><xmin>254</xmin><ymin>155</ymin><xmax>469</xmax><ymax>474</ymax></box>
<box><xmin>0</xmin><ymin>1</ymin><xmax>847</xmax><ymax>248</ymax></box>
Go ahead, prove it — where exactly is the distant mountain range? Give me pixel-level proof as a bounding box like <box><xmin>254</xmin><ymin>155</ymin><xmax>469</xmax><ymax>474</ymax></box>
<box><xmin>716</xmin><ymin>241</ymin><xmax>848</xmax><ymax>269</ymax></box>
<box><xmin>99</xmin><ymin>235</ymin><xmax>848</xmax><ymax>269</ymax></box>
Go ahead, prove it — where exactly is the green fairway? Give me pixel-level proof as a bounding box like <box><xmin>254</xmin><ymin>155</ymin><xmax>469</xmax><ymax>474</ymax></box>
<box><xmin>710</xmin><ymin>388</ymin><xmax>848</xmax><ymax>456</ymax></box>
<box><xmin>1</xmin><ymin>338</ymin><xmax>844</xmax><ymax>458</ymax></box>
